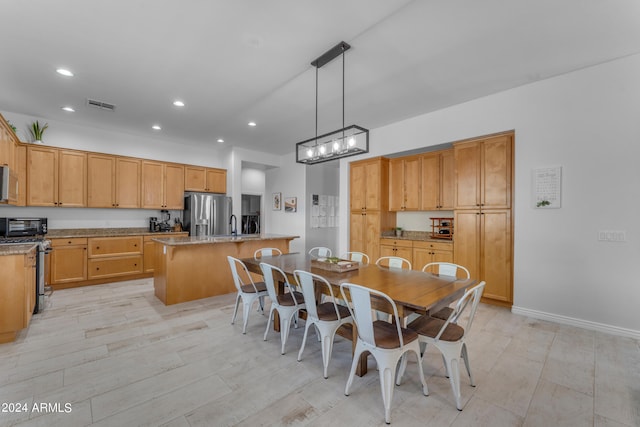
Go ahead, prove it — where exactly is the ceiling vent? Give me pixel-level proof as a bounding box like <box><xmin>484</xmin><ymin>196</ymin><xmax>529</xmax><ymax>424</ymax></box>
<box><xmin>86</xmin><ymin>98</ymin><xmax>116</xmax><ymax>111</ymax></box>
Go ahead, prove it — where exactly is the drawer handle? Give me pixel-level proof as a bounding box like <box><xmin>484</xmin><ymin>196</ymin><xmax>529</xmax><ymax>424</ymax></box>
<box><xmin>134</xmin><ymin>244</ymin><xmax>137</xmax><ymax>247</ymax></box>
<box><xmin>96</xmin><ymin>267</ymin><xmax>100</xmax><ymax>271</ymax></box>
<box><xmin>96</xmin><ymin>246</ymin><xmax>100</xmax><ymax>249</ymax></box>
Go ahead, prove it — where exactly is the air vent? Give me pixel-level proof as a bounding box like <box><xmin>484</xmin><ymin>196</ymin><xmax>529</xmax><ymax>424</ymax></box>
<box><xmin>86</xmin><ymin>99</ymin><xmax>116</xmax><ymax>111</ymax></box>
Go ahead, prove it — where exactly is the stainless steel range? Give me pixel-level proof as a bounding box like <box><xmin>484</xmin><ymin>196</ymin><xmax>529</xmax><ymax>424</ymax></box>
<box><xmin>0</xmin><ymin>217</ymin><xmax>50</xmax><ymax>314</ymax></box>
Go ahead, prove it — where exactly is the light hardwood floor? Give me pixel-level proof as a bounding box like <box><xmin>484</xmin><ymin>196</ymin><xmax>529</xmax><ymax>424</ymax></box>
<box><xmin>0</xmin><ymin>279</ymin><xmax>638</xmax><ymax>426</ymax></box>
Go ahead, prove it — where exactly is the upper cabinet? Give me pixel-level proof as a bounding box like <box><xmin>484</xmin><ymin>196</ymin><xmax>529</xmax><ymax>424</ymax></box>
<box><xmin>141</xmin><ymin>161</ymin><xmax>184</xmax><ymax>209</ymax></box>
<box><xmin>350</xmin><ymin>158</ymin><xmax>384</xmax><ymax>211</ymax></box>
<box><xmin>87</xmin><ymin>154</ymin><xmax>141</xmax><ymax>208</ymax></box>
<box><xmin>184</xmin><ymin>166</ymin><xmax>226</xmax><ymax>194</ymax></box>
<box><xmin>27</xmin><ymin>146</ymin><xmax>87</xmax><ymax>207</ymax></box>
<box><xmin>0</xmin><ymin>116</ymin><xmax>18</xmax><ymax>169</ymax></box>
<box><xmin>421</xmin><ymin>149</ymin><xmax>454</xmax><ymax>210</ymax></box>
<box><xmin>389</xmin><ymin>155</ymin><xmax>421</xmax><ymax>211</ymax></box>
<box><xmin>454</xmin><ymin>134</ymin><xmax>513</xmax><ymax>210</ymax></box>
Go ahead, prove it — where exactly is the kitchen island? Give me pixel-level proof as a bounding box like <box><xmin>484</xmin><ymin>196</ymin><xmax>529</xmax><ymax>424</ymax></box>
<box><xmin>152</xmin><ymin>234</ymin><xmax>298</xmax><ymax>305</ymax></box>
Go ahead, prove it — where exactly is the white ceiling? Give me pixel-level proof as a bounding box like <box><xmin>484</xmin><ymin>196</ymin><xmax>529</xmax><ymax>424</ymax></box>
<box><xmin>2</xmin><ymin>0</ymin><xmax>640</xmax><ymax>155</ymax></box>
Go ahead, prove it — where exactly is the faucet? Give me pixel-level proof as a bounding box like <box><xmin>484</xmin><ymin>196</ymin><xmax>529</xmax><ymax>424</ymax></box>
<box><xmin>229</xmin><ymin>214</ymin><xmax>237</xmax><ymax>236</ymax></box>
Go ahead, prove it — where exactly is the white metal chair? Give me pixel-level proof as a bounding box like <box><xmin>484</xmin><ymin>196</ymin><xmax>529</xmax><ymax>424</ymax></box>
<box><xmin>308</xmin><ymin>246</ymin><xmax>332</xmax><ymax>258</ymax></box>
<box><xmin>227</xmin><ymin>256</ymin><xmax>269</xmax><ymax>334</ymax></box>
<box><xmin>340</xmin><ymin>251</ymin><xmax>370</xmax><ymax>264</ymax></box>
<box><xmin>294</xmin><ymin>270</ymin><xmax>353</xmax><ymax>379</ymax></box>
<box><xmin>375</xmin><ymin>256</ymin><xmax>412</xmax><ymax>270</ymax></box>
<box><xmin>254</xmin><ymin>247</ymin><xmax>283</xmax><ymax>258</ymax></box>
<box><xmin>421</xmin><ymin>262</ymin><xmax>470</xmax><ymax>321</ymax></box>
<box><xmin>404</xmin><ymin>281</ymin><xmax>486</xmax><ymax>410</ymax></box>
<box><xmin>260</xmin><ymin>262</ymin><xmax>306</xmax><ymax>355</ymax></box>
<box><xmin>340</xmin><ymin>282</ymin><xmax>428</xmax><ymax>424</ymax></box>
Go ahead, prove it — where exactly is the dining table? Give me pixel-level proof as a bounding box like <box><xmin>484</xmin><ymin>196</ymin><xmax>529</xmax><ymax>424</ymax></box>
<box><xmin>241</xmin><ymin>252</ymin><xmax>477</xmax><ymax>376</ymax></box>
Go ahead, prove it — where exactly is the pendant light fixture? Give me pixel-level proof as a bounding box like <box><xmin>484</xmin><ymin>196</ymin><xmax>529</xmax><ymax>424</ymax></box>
<box><xmin>296</xmin><ymin>41</ymin><xmax>369</xmax><ymax>165</ymax></box>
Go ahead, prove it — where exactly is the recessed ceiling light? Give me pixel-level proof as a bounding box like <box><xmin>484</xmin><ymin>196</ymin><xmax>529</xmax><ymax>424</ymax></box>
<box><xmin>173</xmin><ymin>100</ymin><xmax>185</xmax><ymax>107</ymax></box>
<box><xmin>217</xmin><ymin>138</ymin><xmax>224</xmax><ymax>143</ymax></box>
<box><xmin>61</xmin><ymin>106</ymin><xmax>75</xmax><ymax>112</ymax></box>
<box><xmin>56</xmin><ymin>68</ymin><xmax>74</xmax><ymax>77</ymax></box>
<box><xmin>152</xmin><ymin>125</ymin><xmax>162</xmax><ymax>130</ymax></box>
<box><xmin>248</xmin><ymin>121</ymin><xmax>256</xmax><ymax>127</ymax></box>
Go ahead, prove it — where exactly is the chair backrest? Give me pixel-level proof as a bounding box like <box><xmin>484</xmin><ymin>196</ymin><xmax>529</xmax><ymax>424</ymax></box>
<box><xmin>422</xmin><ymin>262</ymin><xmax>470</xmax><ymax>279</ymax></box>
<box><xmin>227</xmin><ymin>256</ymin><xmax>260</xmax><ymax>293</ymax></box>
<box><xmin>254</xmin><ymin>247</ymin><xmax>283</xmax><ymax>258</ymax></box>
<box><xmin>308</xmin><ymin>246</ymin><xmax>332</xmax><ymax>258</ymax></box>
<box><xmin>340</xmin><ymin>282</ymin><xmax>404</xmax><ymax>348</ymax></box>
<box><xmin>294</xmin><ymin>270</ymin><xmax>341</xmax><ymax>321</ymax></box>
<box><xmin>259</xmin><ymin>262</ymin><xmax>301</xmax><ymax>305</ymax></box>
<box><xmin>375</xmin><ymin>256</ymin><xmax>412</xmax><ymax>270</ymax></box>
<box><xmin>341</xmin><ymin>251</ymin><xmax>370</xmax><ymax>264</ymax></box>
<box><xmin>436</xmin><ymin>281</ymin><xmax>486</xmax><ymax>340</ymax></box>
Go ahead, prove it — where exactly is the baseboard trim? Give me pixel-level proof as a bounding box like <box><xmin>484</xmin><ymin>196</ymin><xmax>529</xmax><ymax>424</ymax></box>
<box><xmin>511</xmin><ymin>306</ymin><xmax>640</xmax><ymax>340</ymax></box>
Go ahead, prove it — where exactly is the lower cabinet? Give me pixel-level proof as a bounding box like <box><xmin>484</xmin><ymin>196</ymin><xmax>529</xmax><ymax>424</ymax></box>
<box><xmin>87</xmin><ymin>236</ymin><xmax>143</xmax><ymax>279</ymax></box>
<box><xmin>50</xmin><ymin>238</ymin><xmax>88</xmax><ymax>284</ymax></box>
<box><xmin>413</xmin><ymin>241</ymin><xmax>453</xmax><ymax>273</ymax></box>
<box><xmin>379</xmin><ymin>238</ymin><xmax>413</xmax><ymax>265</ymax></box>
<box><xmin>0</xmin><ymin>247</ymin><xmax>36</xmax><ymax>343</ymax></box>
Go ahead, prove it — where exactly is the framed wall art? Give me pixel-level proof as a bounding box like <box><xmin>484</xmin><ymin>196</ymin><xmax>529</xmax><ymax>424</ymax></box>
<box><xmin>284</xmin><ymin>197</ymin><xmax>297</xmax><ymax>212</ymax></box>
<box><xmin>272</xmin><ymin>192</ymin><xmax>282</xmax><ymax>211</ymax></box>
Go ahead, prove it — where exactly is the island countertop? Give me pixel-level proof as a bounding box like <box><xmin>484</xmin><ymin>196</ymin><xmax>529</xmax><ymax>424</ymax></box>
<box><xmin>151</xmin><ymin>233</ymin><xmax>299</xmax><ymax>246</ymax></box>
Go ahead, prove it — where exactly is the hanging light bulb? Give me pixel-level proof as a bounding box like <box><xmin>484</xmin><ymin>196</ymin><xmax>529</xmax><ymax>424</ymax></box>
<box><xmin>348</xmin><ymin>137</ymin><xmax>356</xmax><ymax>147</ymax></box>
<box><xmin>333</xmin><ymin>140</ymin><xmax>341</xmax><ymax>152</ymax></box>
<box><xmin>307</xmin><ymin>148</ymin><xmax>314</xmax><ymax>158</ymax></box>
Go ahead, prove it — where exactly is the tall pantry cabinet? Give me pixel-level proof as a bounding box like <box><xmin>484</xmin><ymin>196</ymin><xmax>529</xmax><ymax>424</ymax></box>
<box><xmin>349</xmin><ymin>157</ymin><xmax>395</xmax><ymax>263</ymax></box>
<box><xmin>453</xmin><ymin>133</ymin><xmax>513</xmax><ymax>306</ymax></box>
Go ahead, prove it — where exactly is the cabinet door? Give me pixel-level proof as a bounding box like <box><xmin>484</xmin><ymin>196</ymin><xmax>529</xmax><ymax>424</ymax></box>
<box><xmin>420</xmin><ymin>153</ymin><xmax>440</xmax><ymax>210</ymax></box>
<box><xmin>349</xmin><ymin>212</ymin><xmax>365</xmax><ymax>253</ymax></box>
<box><xmin>165</xmin><ymin>164</ymin><xmax>185</xmax><ymax>209</ymax></box>
<box><xmin>50</xmin><ymin>245</ymin><xmax>88</xmax><ymax>284</ymax></box>
<box><xmin>439</xmin><ymin>149</ymin><xmax>455</xmax><ymax>210</ymax></box>
<box><xmin>24</xmin><ymin>250</ymin><xmax>36</xmax><ymax>326</ymax></box>
<box><xmin>403</xmin><ymin>156</ymin><xmax>421</xmax><ymax>210</ymax></box>
<box><xmin>350</xmin><ymin>162</ymin><xmax>366</xmax><ymax>210</ymax></box>
<box><xmin>365</xmin><ymin>161</ymin><xmax>381</xmax><ymax>210</ymax></box>
<box><xmin>116</xmin><ymin>158</ymin><xmax>141</xmax><ymax>208</ymax></box>
<box><xmin>412</xmin><ymin>247</ymin><xmax>432</xmax><ymax>272</ymax></box>
<box><xmin>87</xmin><ymin>154</ymin><xmax>115</xmax><ymax>208</ymax></box>
<box><xmin>481</xmin><ymin>135</ymin><xmax>512</xmax><ymax>209</ymax></box>
<box><xmin>144</xmin><ymin>240</ymin><xmax>156</xmax><ymax>273</ymax></box>
<box><xmin>184</xmin><ymin>166</ymin><xmax>206</xmax><ymax>192</ymax></box>
<box><xmin>58</xmin><ymin>150</ymin><xmax>87</xmax><ymax>207</ymax></box>
<box><xmin>454</xmin><ymin>141</ymin><xmax>481</xmax><ymax>209</ymax></box>
<box><xmin>379</xmin><ymin>245</ymin><xmax>396</xmax><ymax>259</ymax></box>
<box><xmin>0</xmin><ymin>255</ymin><xmax>25</xmax><ymax>334</ymax></box>
<box><xmin>364</xmin><ymin>211</ymin><xmax>381</xmax><ymax>262</ymax></box>
<box><xmin>141</xmin><ymin>161</ymin><xmax>164</xmax><ymax>209</ymax></box>
<box><xmin>206</xmin><ymin>169</ymin><xmax>226</xmax><ymax>193</ymax></box>
<box><xmin>453</xmin><ymin>210</ymin><xmax>481</xmax><ymax>281</ymax></box>
<box><xmin>481</xmin><ymin>210</ymin><xmax>512</xmax><ymax>302</ymax></box>
<box><xmin>389</xmin><ymin>158</ymin><xmax>404</xmax><ymax>211</ymax></box>
<box><xmin>27</xmin><ymin>146</ymin><xmax>58</xmax><ymax>206</ymax></box>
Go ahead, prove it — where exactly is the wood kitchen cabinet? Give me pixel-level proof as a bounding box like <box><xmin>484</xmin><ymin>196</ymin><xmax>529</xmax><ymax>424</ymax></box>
<box><xmin>389</xmin><ymin>155</ymin><xmax>421</xmax><ymax>211</ymax></box>
<box><xmin>87</xmin><ymin>154</ymin><xmax>141</xmax><ymax>208</ymax></box>
<box><xmin>0</xmin><ymin>115</ymin><xmax>18</xmax><ymax>169</ymax></box>
<box><xmin>421</xmin><ymin>149</ymin><xmax>454</xmax><ymax>210</ymax></box>
<box><xmin>413</xmin><ymin>240</ymin><xmax>454</xmax><ymax>273</ymax></box>
<box><xmin>349</xmin><ymin>157</ymin><xmax>395</xmax><ymax>262</ymax></box>
<box><xmin>379</xmin><ymin>238</ymin><xmax>413</xmax><ymax>264</ymax></box>
<box><xmin>87</xmin><ymin>236</ymin><xmax>143</xmax><ymax>280</ymax></box>
<box><xmin>184</xmin><ymin>166</ymin><xmax>227</xmax><ymax>193</ymax></box>
<box><xmin>454</xmin><ymin>134</ymin><xmax>512</xmax><ymax>210</ymax></box>
<box><xmin>141</xmin><ymin>161</ymin><xmax>185</xmax><ymax>209</ymax></box>
<box><xmin>50</xmin><ymin>238</ymin><xmax>88</xmax><ymax>285</ymax></box>
<box><xmin>27</xmin><ymin>146</ymin><xmax>87</xmax><ymax>207</ymax></box>
<box><xmin>0</xmin><ymin>247</ymin><xmax>37</xmax><ymax>343</ymax></box>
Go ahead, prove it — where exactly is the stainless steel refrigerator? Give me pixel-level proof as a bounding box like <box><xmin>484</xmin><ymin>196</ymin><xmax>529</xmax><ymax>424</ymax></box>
<box><xmin>183</xmin><ymin>192</ymin><xmax>232</xmax><ymax>236</ymax></box>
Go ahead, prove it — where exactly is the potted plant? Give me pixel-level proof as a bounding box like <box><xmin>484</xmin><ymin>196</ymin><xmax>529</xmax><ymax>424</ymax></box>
<box><xmin>29</xmin><ymin>121</ymin><xmax>48</xmax><ymax>144</ymax></box>
<box><xmin>395</xmin><ymin>227</ymin><xmax>403</xmax><ymax>237</ymax></box>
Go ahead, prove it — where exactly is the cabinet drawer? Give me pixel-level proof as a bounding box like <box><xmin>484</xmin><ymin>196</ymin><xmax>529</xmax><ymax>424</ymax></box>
<box><xmin>88</xmin><ymin>255</ymin><xmax>143</xmax><ymax>279</ymax></box>
<box><xmin>50</xmin><ymin>237</ymin><xmax>88</xmax><ymax>247</ymax></box>
<box><xmin>88</xmin><ymin>236</ymin><xmax>143</xmax><ymax>257</ymax></box>
<box><xmin>412</xmin><ymin>240</ymin><xmax>453</xmax><ymax>252</ymax></box>
<box><xmin>379</xmin><ymin>238</ymin><xmax>413</xmax><ymax>248</ymax></box>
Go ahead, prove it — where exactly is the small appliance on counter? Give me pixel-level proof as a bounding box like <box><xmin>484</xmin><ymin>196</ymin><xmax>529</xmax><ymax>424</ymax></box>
<box><xmin>149</xmin><ymin>217</ymin><xmax>159</xmax><ymax>232</ymax></box>
<box><xmin>158</xmin><ymin>210</ymin><xmax>172</xmax><ymax>232</ymax></box>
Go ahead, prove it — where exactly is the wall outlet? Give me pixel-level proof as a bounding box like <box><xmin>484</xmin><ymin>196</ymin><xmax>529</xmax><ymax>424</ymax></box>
<box><xmin>597</xmin><ymin>230</ymin><xmax>626</xmax><ymax>242</ymax></box>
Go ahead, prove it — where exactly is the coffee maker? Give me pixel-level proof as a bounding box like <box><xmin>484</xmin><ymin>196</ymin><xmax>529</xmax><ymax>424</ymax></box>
<box><xmin>149</xmin><ymin>217</ymin><xmax>159</xmax><ymax>232</ymax></box>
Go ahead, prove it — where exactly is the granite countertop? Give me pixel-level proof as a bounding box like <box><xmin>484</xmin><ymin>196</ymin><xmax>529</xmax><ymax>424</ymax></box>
<box><xmin>46</xmin><ymin>228</ymin><xmax>189</xmax><ymax>239</ymax></box>
<box><xmin>0</xmin><ymin>243</ymin><xmax>39</xmax><ymax>256</ymax></box>
<box><xmin>380</xmin><ymin>230</ymin><xmax>453</xmax><ymax>243</ymax></box>
<box><xmin>152</xmin><ymin>233</ymin><xmax>300</xmax><ymax>246</ymax></box>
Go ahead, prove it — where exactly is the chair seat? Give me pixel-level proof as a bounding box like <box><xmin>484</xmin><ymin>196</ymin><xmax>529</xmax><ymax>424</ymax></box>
<box><xmin>240</xmin><ymin>281</ymin><xmax>267</xmax><ymax>293</ymax></box>
<box><xmin>277</xmin><ymin>291</ymin><xmax>304</xmax><ymax>306</ymax></box>
<box><xmin>372</xmin><ymin>320</ymin><xmax>419</xmax><ymax>349</ymax></box>
<box><xmin>316</xmin><ymin>302</ymin><xmax>351</xmax><ymax>321</ymax></box>
<box><xmin>407</xmin><ymin>315</ymin><xmax>464</xmax><ymax>342</ymax></box>
<box><xmin>431</xmin><ymin>306</ymin><xmax>454</xmax><ymax>321</ymax></box>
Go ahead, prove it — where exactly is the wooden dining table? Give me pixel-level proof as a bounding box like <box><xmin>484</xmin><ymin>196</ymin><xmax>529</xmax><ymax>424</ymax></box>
<box><xmin>242</xmin><ymin>252</ymin><xmax>477</xmax><ymax>376</ymax></box>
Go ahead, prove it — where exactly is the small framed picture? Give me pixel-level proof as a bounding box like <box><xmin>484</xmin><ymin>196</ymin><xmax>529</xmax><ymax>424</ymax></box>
<box><xmin>284</xmin><ymin>197</ymin><xmax>297</xmax><ymax>212</ymax></box>
<box><xmin>272</xmin><ymin>192</ymin><xmax>281</xmax><ymax>211</ymax></box>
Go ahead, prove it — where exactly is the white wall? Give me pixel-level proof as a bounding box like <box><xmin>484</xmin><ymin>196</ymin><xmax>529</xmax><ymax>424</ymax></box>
<box><xmin>336</xmin><ymin>53</ymin><xmax>640</xmax><ymax>337</ymax></box>
<box><xmin>305</xmin><ymin>161</ymin><xmax>340</xmax><ymax>254</ymax></box>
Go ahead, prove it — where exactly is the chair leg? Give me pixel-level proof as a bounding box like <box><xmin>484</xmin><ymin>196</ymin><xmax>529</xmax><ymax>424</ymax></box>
<box><xmin>297</xmin><ymin>320</ymin><xmax>313</xmax><ymax>362</ymax></box>
<box><xmin>345</xmin><ymin>341</ymin><xmax>365</xmax><ymax>396</ymax></box>
<box><xmin>258</xmin><ymin>295</ymin><xmax>265</xmax><ymax>313</ymax></box>
<box><xmin>442</xmin><ymin>349</ymin><xmax>462</xmax><ymax>410</ymax></box>
<box><xmin>241</xmin><ymin>296</ymin><xmax>255</xmax><ymax>334</ymax></box>
<box><xmin>231</xmin><ymin>293</ymin><xmax>241</xmax><ymax>325</ymax></box>
<box><xmin>376</xmin><ymin>352</ymin><xmax>399</xmax><ymax>424</ymax></box>
<box><xmin>279</xmin><ymin>310</ymin><xmax>294</xmax><ymax>355</ymax></box>
<box><xmin>263</xmin><ymin>307</ymin><xmax>275</xmax><ymax>340</ymax></box>
<box><xmin>461</xmin><ymin>342</ymin><xmax>475</xmax><ymax>387</ymax></box>
<box><xmin>396</xmin><ymin>353</ymin><xmax>408</xmax><ymax>386</ymax></box>
<box><xmin>320</xmin><ymin>327</ymin><xmax>336</xmax><ymax>379</ymax></box>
